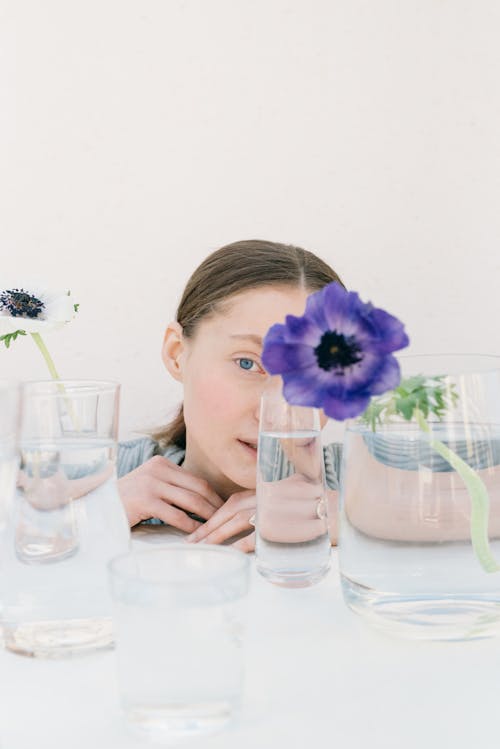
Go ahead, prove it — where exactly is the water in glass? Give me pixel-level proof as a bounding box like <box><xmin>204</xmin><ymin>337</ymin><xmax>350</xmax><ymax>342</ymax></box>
<box><xmin>256</xmin><ymin>428</ymin><xmax>330</xmax><ymax>587</ymax></box>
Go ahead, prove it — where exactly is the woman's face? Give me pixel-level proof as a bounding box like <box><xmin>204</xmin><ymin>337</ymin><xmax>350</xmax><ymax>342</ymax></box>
<box><xmin>176</xmin><ymin>285</ymin><xmax>311</xmax><ymax>497</ymax></box>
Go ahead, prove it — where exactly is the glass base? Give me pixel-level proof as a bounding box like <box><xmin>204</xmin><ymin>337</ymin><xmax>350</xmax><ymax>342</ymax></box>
<box><xmin>124</xmin><ymin>702</ymin><xmax>234</xmax><ymax>744</ymax></box>
<box><xmin>257</xmin><ymin>562</ymin><xmax>330</xmax><ymax>588</ymax></box>
<box><xmin>341</xmin><ymin>575</ymin><xmax>500</xmax><ymax>641</ymax></box>
<box><xmin>3</xmin><ymin>617</ymin><xmax>114</xmax><ymax>657</ymax></box>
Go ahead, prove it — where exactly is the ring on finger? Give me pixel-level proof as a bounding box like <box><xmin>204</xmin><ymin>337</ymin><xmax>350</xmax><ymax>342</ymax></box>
<box><xmin>315</xmin><ymin>498</ymin><xmax>326</xmax><ymax>520</ymax></box>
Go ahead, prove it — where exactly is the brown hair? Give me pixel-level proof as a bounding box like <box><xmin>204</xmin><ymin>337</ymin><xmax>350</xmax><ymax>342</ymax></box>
<box><xmin>153</xmin><ymin>239</ymin><xmax>344</xmax><ymax>448</ymax></box>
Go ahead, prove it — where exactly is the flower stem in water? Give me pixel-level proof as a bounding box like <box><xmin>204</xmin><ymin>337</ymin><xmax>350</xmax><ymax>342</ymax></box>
<box><xmin>415</xmin><ymin>408</ymin><xmax>500</xmax><ymax>574</ymax></box>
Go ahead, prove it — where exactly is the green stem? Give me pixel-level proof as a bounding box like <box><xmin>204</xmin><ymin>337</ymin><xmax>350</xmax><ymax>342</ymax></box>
<box><xmin>30</xmin><ymin>332</ymin><xmax>81</xmax><ymax>432</ymax></box>
<box><xmin>415</xmin><ymin>408</ymin><xmax>500</xmax><ymax>574</ymax></box>
<box><xmin>30</xmin><ymin>333</ymin><xmax>61</xmax><ymax>380</ymax></box>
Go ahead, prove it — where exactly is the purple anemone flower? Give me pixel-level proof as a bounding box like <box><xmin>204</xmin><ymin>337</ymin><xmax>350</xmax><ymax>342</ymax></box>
<box><xmin>261</xmin><ymin>282</ymin><xmax>410</xmax><ymax>421</ymax></box>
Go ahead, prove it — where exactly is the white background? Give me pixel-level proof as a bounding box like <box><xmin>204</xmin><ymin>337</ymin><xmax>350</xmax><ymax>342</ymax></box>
<box><xmin>1</xmin><ymin>0</ymin><xmax>499</xmax><ymax>439</ymax></box>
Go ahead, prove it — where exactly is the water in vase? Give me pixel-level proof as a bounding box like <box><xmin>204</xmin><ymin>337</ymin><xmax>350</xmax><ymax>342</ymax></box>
<box><xmin>339</xmin><ymin>424</ymin><xmax>500</xmax><ymax>639</ymax></box>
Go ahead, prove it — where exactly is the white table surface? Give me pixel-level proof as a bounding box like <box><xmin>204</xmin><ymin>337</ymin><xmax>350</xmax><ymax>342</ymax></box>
<box><xmin>1</xmin><ymin>526</ymin><xmax>499</xmax><ymax>749</ymax></box>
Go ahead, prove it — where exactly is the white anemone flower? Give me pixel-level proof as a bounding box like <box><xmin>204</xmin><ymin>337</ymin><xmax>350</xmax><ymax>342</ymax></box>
<box><xmin>0</xmin><ymin>286</ymin><xmax>78</xmax><ymax>380</ymax></box>
<box><xmin>0</xmin><ymin>287</ymin><xmax>77</xmax><ymax>335</ymax></box>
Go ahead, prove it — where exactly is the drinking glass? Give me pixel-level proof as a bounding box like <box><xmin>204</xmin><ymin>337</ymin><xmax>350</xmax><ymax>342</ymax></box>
<box><xmin>255</xmin><ymin>389</ymin><xmax>330</xmax><ymax>587</ymax></box>
<box><xmin>0</xmin><ymin>380</ymin><xmax>130</xmax><ymax>657</ymax></box>
<box><xmin>0</xmin><ymin>381</ymin><xmax>19</xmax><ymax>534</ymax></box>
<box><xmin>108</xmin><ymin>545</ymin><xmax>250</xmax><ymax>743</ymax></box>
<box><xmin>339</xmin><ymin>354</ymin><xmax>500</xmax><ymax>640</ymax></box>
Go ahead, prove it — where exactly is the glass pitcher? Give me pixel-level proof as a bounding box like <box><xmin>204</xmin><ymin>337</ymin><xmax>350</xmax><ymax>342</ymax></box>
<box><xmin>0</xmin><ymin>380</ymin><xmax>130</xmax><ymax>657</ymax></box>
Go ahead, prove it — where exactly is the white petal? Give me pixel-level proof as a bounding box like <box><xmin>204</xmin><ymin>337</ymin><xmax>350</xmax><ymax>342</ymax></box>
<box><xmin>0</xmin><ymin>315</ymin><xmax>65</xmax><ymax>334</ymax></box>
<box><xmin>43</xmin><ymin>292</ymin><xmax>75</xmax><ymax>323</ymax></box>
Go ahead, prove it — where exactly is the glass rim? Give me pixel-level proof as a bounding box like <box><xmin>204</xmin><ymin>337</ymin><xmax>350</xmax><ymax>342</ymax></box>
<box><xmin>398</xmin><ymin>353</ymin><xmax>500</xmax><ymax>374</ymax></box>
<box><xmin>347</xmin><ymin>419</ymin><xmax>500</xmax><ymax>432</ymax></box>
<box><xmin>108</xmin><ymin>543</ymin><xmax>250</xmax><ymax>587</ymax></box>
<box><xmin>21</xmin><ymin>379</ymin><xmax>120</xmax><ymax>395</ymax></box>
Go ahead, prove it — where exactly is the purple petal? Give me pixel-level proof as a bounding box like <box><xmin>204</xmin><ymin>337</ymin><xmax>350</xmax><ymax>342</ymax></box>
<box><xmin>282</xmin><ymin>313</ymin><xmax>322</xmax><ymax>345</ymax></box>
<box><xmin>303</xmin><ymin>287</ymin><xmax>330</xmax><ymax>330</ymax></box>
<box><xmin>261</xmin><ymin>342</ymin><xmax>316</xmax><ymax>375</ymax></box>
<box><xmin>322</xmin><ymin>286</ymin><xmax>363</xmax><ymax>333</ymax></box>
<box><xmin>263</xmin><ymin>323</ymin><xmax>287</xmax><ymax>347</ymax></box>
<box><xmin>321</xmin><ymin>391</ymin><xmax>372</xmax><ymax>420</ymax></box>
<box><xmin>368</xmin><ymin>355</ymin><xmax>401</xmax><ymax>395</ymax></box>
<box><xmin>363</xmin><ymin>308</ymin><xmax>409</xmax><ymax>353</ymax></box>
<box><xmin>281</xmin><ymin>367</ymin><xmax>331</xmax><ymax>408</ymax></box>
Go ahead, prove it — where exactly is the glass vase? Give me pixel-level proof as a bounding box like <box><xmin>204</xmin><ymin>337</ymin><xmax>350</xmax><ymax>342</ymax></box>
<box><xmin>338</xmin><ymin>354</ymin><xmax>500</xmax><ymax>640</ymax></box>
<box><xmin>0</xmin><ymin>380</ymin><xmax>130</xmax><ymax>657</ymax></box>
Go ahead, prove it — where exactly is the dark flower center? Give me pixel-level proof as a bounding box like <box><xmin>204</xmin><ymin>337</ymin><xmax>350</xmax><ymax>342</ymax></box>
<box><xmin>0</xmin><ymin>289</ymin><xmax>45</xmax><ymax>319</ymax></box>
<box><xmin>314</xmin><ymin>330</ymin><xmax>363</xmax><ymax>373</ymax></box>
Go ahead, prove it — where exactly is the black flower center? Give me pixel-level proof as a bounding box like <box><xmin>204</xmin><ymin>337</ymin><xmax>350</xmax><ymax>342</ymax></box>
<box><xmin>314</xmin><ymin>330</ymin><xmax>363</xmax><ymax>373</ymax></box>
<box><xmin>0</xmin><ymin>289</ymin><xmax>45</xmax><ymax>319</ymax></box>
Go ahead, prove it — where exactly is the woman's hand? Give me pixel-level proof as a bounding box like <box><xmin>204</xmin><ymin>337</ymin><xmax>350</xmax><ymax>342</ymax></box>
<box><xmin>186</xmin><ymin>474</ymin><xmax>336</xmax><ymax>552</ymax></box>
<box><xmin>185</xmin><ymin>489</ymin><xmax>256</xmax><ymax>551</ymax></box>
<box><xmin>118</xmin><ymin>456</ymin><xmax>224</xmax><ymax>532</ymax></box>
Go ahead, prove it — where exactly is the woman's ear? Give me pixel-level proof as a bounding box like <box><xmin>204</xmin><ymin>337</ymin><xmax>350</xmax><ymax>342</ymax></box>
<box><xmin>161</xmin><ymin>321</ymin><xmax>186</xmax><ymax>382</ymax></box>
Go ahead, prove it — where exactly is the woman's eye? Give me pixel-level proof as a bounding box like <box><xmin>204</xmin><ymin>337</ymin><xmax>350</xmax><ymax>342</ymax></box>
<box><xmin>237</xmin><ymin>358</ymin><xmax>259</xmax><ymax>372</ymax></box>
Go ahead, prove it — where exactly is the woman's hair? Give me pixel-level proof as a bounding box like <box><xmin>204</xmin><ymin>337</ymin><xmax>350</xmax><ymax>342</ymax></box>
<box><xmin>153</xmin><ymin>239</ymin><xmax>345</xmax><ymax>448</ymax></box>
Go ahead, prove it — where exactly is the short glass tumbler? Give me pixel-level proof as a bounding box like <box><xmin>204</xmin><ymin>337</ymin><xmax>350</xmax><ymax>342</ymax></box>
<box><xmin>0</xmin><ymin>380</ymin><xmax>130</xmax><ymax>657</ymax></box>
<box><xmin>339</xmin><ymin>354</ymin><xmax>500</xmax><ymax>640</ymax></box>
<box><xmin>109</xmin><ymin>545</ymin><xmax>250</xmax><ymax>743</ymax></box>
<box><xmin>255</xmin><ymin>389</ymin><xmax>330</xmax><ymax>587</ymax></box>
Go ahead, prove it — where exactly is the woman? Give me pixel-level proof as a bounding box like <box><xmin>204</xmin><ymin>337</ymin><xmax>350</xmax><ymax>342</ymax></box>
<box><xmin>117</xmin><ymin>239</ymin><xmax>344</xmax><ymax>551</ymax></box>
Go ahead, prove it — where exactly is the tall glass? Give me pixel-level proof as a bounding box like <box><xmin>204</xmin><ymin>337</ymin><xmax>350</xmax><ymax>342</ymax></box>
<box><xmin>109</xmin><ymin>545</ymin><xmax>250</xmax><ymax>743</ymax></box>
<box><xmin>0</xmin><ymin>380</ymin><xmax>130</xmax><ymax>657</ymax></box>
<box><xmin>339</xmin><ymin>354</ymin><xmax>500</xmax><ymax>640</ymax></box>
<box><xmin>255</xmin><ymin>389</ymin><xmax>330</xmax><ymax>587</ymax></box>
<box><xmin>0</xmin><ymin>380</ymin><xmax>19</xmax><ymax>535</ymax></box>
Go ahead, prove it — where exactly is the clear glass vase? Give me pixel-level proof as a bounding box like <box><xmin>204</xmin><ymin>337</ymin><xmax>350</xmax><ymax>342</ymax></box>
<box><xmin>0</xmin><ymin>380</ymin><xmax>130</xmax><ymax>657</ymax></box>
<box><xmin>338</xmin><ymin>354</ymin><xmax>500</xmax><ymax>640</ymax></box>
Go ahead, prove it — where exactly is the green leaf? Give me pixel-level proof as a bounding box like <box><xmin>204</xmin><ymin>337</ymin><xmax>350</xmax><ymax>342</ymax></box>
<box><xmin>359</xmin><ymin>374</ymin><xmax>459</xmax><ymax>427</ymax></box>
<box><xmin>0</xmin><ymin>330</ymin><xmax>27</xmax><ymax>349</ymax></box>
<box><xmin>73</xmin><ymin>303</ymin><xmax>80</xmax><ymax>313</ymax></box>
<box><xmin>395</xmin><ymin>394</ymin><xmax>417</xmax><ymax>420</ymax></box>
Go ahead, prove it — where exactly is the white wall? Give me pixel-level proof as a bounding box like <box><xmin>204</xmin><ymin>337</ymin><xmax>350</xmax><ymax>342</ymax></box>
<box><xmin>1</xmin><ymin>0</ymin><xmax>499</xmax><ymax>439</ymax></box>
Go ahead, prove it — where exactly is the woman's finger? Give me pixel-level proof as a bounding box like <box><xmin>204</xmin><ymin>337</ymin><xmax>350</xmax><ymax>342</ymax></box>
<box><xmin>148</xmin><ymin>456</ymin><xmax>224</xmax><ymax>509</ymax></box>
<box><xmin>232</xmin><ymin>531</ymin><xmax>255</xmax><ymax>553</ymax></box>
<box><xmin>185</xmin><ymin>494</ymin><xmax>255</xmax><ymax>542</ymax></box>
<box><xmin>185</xmin><ymin>508</ymin><xmax>232</xmax><ymax>543</ymax></box>
<box><xmin>152</xmin><ymin>478</ymin><xmax>218</xmax><ymax>521</ymax></box>
<box><xmin>145</xmin><ymin>497</ymin><xmax>203</xmax><ymax>534</ymax></box>
<box><xmin>194</xmin><ymin>512</ymin><xmax>254</xmax><ymax>545</ymax></box>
